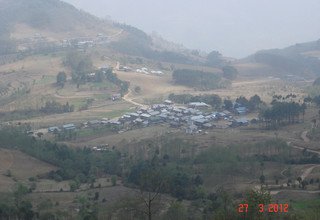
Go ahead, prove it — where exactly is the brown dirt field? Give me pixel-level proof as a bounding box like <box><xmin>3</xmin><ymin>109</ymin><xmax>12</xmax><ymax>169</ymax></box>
<box><xmin>0</xmin><ymin>149</ymin><xmax>57</xmax><ymax>192</ymax></box>
<box><xmin>116</xmin><ymin>70</ymin><xmax>191</xmax><ymax>103</ymax></box>
<box><xmin>5</xmin><ymin>150</ymin><xmax>56</xmax><ymax>180</ymax></box>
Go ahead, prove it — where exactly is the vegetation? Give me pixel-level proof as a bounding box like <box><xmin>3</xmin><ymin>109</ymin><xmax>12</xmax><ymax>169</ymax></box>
<box><xmin>206</xmin><ymin>51</ymin><xmax>224</xmax><ymax>67</ymax></box>
<box><xmin>0</xmin><ymin>183</ymin><xmax>35</xmax><ymax>220</ymax></box>
<box><xmin>172</xmin><ymin>69</ymin><xmax>228</xmax><ymax>90</ymax></box>
<box><xmin>111</xmin><ymin>23</ymin><xmax>193</xmax><ymax>64</ymax></box>
<box><xmin>0</xmin><ymin>127</ymin><xmax>122</xmax><ymax>184</ymax></box>
<box><xmin>64</xmin><ymin>51</ymin><xmax>93</xmax><ymax>87</ymax></box>
<box><xmin>236</xmin><ymin>95</ymin><xmax>264</xmax><ymax>111</ymax></box>
<box><xmin>40</xmin><ymin>100</ymin><xmax>74</xmax><ymax>114</ymax></box>
<box><xmin>260</xmin><ymin>100</ymin><xmax>306</xmax><ymax>129</ymax></box>
<box><xmin>56</xmin><ymin>71</ymin><xmax>67</xmax><ymax>87</ymax></box>
<box><xmin>252</xmin><ymin>51</ymin><xmax>320</xmax><ymax>76</ymax></box>
<box><xmin>98</xmin><ymin>69</ymin><xmax>129</xmax><ymax>96</ymax></box>
<box><xmin>222</xmin><ymin>65</ymin><xmax>239</xmax><ymax>80</ymax></box>
<box><xmin>169</xmin><ymin>93</ymin><xmax>222</xmax><ymax>109</ymax></box>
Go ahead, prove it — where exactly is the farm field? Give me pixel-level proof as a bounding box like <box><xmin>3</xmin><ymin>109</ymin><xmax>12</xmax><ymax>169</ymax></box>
<box><xmin>0</xmin><ymin>149</ymin><xmax>56</xmax><ymax>192</ymax></box>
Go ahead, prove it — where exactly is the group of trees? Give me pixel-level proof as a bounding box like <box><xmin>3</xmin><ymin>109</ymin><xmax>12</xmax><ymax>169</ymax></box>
<box><xmin>168</xmin><ymin>93</ymin><xmax>222</xmax><ymax>109</ymax></box>
<box><xmin>168</xmin><ymin>93</ymin><xmax>263</xmax><ymax>112</ymax></box>
<box><xmin>172</xmin><ymin>69</ymin><xmax>228</xmax><ymax>90</ymax></box>
<box><xmin>0</xmin><ymin>183</ymin><xmax>35</xmax><ymax>220</ymax></box>
<box><xmin>261</xmin><ymin>100</ymin><xmax>306</xmax><ymax>129</ymax></box>
<box><xmin>64</xmin><ymin>51</ymin><xmax>93</xmax><ymax>88</ymax></box>
<box><xmin>127</xmin><ymin>159</ymin><xmax>204</xmax><ymax>201</ymax></box>
<box><xmin>56</xmin><ymin>71</ymin><xmax>67</xmax><ymax>87</ymax></box>
<box><xmin>206</xmin><ymin>51</ymin><xmax>224</xmax><ymax>67</ymax></box>
<box><xmin>222</xmin><ymin>65</ymin><xmax>239</xmax><ymax>80</ymax></box>
<box><xmin>0</xmin><ymin>127</ymin><xmax>121</xmax><ymax>185</ymax></box>
<box><xmin>63</xmin><ymin>51</ymin><xmax>129</xmax><ymax>95</ymax></box>
<box><xmin>235</xmin><ymin>95</ymin><xmax>264</xmax><ymax>111</ymax></box>
<box><xmin>97</xmin><ymin>69</ymin><xmax>129</xmax><ymax>95</ymax></box>
<box><xmin>40</xmin><ymin>100</ymin><xmax>74</xmax><ymax>114</ymax></box>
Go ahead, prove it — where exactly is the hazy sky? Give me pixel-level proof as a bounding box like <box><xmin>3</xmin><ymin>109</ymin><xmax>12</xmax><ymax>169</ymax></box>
<box><xmin>63</xmin><ymin>0</ymin><xmax>320</xmax><ymax>58</ymax></box>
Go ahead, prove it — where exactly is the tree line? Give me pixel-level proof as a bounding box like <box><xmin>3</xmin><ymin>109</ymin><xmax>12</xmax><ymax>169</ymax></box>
<box><xmin>63</xmin><ymin>51</ymin><xmax>129</xmax><ymax>95</ymax></box>
<box><xmin>172</xmin><ymin>69</ymin><xmax>229</xmax><ymax>90</ymax></box>
<box><xmin>0</xmin><ymin>127</ymin><xmax>121</xmax><ymax>185</ymax></box>
<box><xmin>168</xmin><ymin>93</ymin><xmax>263</xmax><ymax>111</ymax></box>
<box><xmin>260</xmin><ymin>100</ymin><xmax>306</xmax><ymax>129</ymax></box>
<box><xmin>168</xmin><ymin>93</ymin><xmax>222</xmax><ymax>109</ymax></box>
<box><xmin>40</xmin><ymin>100</ymin><xmax>74</xmax><ymax>114</ymax></box>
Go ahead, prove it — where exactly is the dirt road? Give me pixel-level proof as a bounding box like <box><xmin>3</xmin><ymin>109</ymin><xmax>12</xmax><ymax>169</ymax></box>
<box><xmin>301</xmin><ymin>131</ymin><xmax>310</xmax><ymax>143</ymax></box>
<box><xmin>123</xmin><ymin>90</ymin><xmax>147</xmax><ymax>108</ymax></box>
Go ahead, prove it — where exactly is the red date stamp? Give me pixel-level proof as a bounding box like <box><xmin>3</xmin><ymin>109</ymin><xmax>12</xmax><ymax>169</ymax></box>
<box><xmin>238</xmin><ymin>203</ymin><xmax>289</xmax><ymax>213</ymax></box>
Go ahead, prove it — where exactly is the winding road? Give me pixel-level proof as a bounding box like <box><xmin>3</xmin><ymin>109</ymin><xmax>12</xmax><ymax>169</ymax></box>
<box><xmin>123</xmin><ymin>90</ymin><xmax>147</xmax><ymax>108</ymax></box>
<box><xmin>269</xmin><ymin>131</ymin><xmax>320</xmax><ymax>195</ymax></box>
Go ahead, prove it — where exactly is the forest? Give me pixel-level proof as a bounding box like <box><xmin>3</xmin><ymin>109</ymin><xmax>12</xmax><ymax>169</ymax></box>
<box><xmin>172</xmin><ymin>69</ymin><xmax>228</xmax><ymax>90</ymax></box>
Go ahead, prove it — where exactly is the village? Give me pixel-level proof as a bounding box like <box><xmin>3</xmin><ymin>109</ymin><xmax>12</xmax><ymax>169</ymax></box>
<box><xmin>45</xmin><ymin>99</ymin><xmax>253</xmax><ymax>146</ymax></box>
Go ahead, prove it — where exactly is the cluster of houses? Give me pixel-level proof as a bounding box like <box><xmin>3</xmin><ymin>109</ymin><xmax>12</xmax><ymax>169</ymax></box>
<box><xmin>136</xmin><ymin>67</ymin><xmax>164</xmax><ymax>75</ymax></box>
<box><xmin>17</xmin><ymin>33</ymin><xmax>109</xmax><ymax>53</ymax></box>
<box><xmin>47</xmin><ymin>100</ymin><xmax>250</xmax><ymax>135</ymax></box>
<box><xmin>117</xmin><ymin>65</ymin><xmax>164</xmax><ymax>75</ymax></box>
<box><xmin>60</xmin><ymin>34</ymin><xmax>109</xmax><ymax>50</ymax></box>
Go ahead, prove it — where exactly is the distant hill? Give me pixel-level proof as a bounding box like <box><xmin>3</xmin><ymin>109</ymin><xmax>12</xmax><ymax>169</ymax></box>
<box><xmin>0</xmin><ymin>0</ymin><xmax>202</xmax><ymax>64</ymax></box>
<box><xmin>0</xmin><ymin>0</ymin><xmax>118</xmax><ymax>38</ymax></box>
<box><xmin>243</xmin><ymin>39</ymin><xmax>320</xmax><ymax>78</ymax></box>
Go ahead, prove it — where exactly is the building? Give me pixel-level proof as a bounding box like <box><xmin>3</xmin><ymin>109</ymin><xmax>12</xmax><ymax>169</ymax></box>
<box><xmin>188</xmin><ymin>102</ymin><xmax>210</xmax><ymax>108</ymax></box>
<box><xmin>88</xmin><ymin>120</ymin><xmax>101</xmax><ymax>127</ymax></box>
<box><xmin>108</xmin><ymin>119</ymin><xmax>122</xmax><ymax>126</ymax></box>
<box><xmin>186</xmin><ymin>124</ymin><xmax>198</xmax><ymax>134</ymax></box>
<box><xmin>63</xmin><ymin>124</ymin><xmax>76</xmax><ymax>131</ymax></box>
<box><xmin>231</xmin><ymin>118</ymin><xmax>249</xmax><ymax>127</ymax></box>
<box><xmin>164</xmin><ymin>100</ymin><xmax>173</xmax><ymax>105</ymax></box>
<box><xmin>112</xmin><ymin>94</ymin><xmax>121</xmax><ymax>101</ymax></box>
<box><xmin>235</xmin><ymin>107</ymin><xmax>247</xmax><ymax>115</ymax></box>
<box><xmin>48</xmin><ymin>126</ymin><xmax>61</xmax><ymax>133</ymax></box>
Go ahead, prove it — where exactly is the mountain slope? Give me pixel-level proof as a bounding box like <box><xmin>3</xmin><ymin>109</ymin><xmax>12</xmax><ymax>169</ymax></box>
<box><xmin>0</xmin><ymin>0</ymin><xmax>202</xmax><ymax>64</ymax></box>
<box><xmin>243</xmin><ymin>39</ymin><xmax>320</xmax><ymax>78</ymax></box>
<box><xmin>0</xmin><ymin>0</ymin><xmax>113</xmax><ymax>32</ymax></box>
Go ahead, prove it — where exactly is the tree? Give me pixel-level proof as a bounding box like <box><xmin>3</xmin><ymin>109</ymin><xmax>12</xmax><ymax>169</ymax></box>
<box><xmin>222</xmin><ymin>66</ymin><xmax>238</xmax><ymax>80</ymax></box>
<box><xmin>248</xmin><ymin>94</ymin><xmax>262</xmax><ymax>111</ymax></box>
<box><xmin>224</xmin><ymin>99</ymin><xmax>233</xmax><ymax>110</ymax></box>
<box><xmin>134</xmin><ymin>86</ymin><xmax>141</xmax><ymax>94</ymax></box>
<box><xmin>127</xmin><ymin>160</ymin><xmax>167</xmax><ymax>220</ymax></box>
<box><xmin>206</xmin><ymin>51</ymin><xmax>224</xmax><ymax>67</ymax></box>
<box><xmin>235</xmin><ymin>96</ymin><xmax>249</xmax><ymax>108</ymax></box>
<box><xmin>242</xmin><ymin>188</ymin><xmax>272</xmax><ymax>220</ymax></box>
<box><xmin>56</xmin><ymin>72</ymin><xmax>67</xmax><ymax>87</ymax></box>
<box><xmin>37</xmin><ymin>132</ymin><xmax>44</xmax><ymax>139</ymax></box>
<box><xmin>172</xmin><ymin>69</ymin><xmax>224</xmax><ymax>90</ymax></box>
<box><xmin>164</xmin><ymin>202</ymin><xmax>187</xmax><ymax>220</ymax></box>
<box><xmin>65</xmin><ymin>51</ymin><xmax>93</xmax><ymax>88</ymax></box>
<box><xmin>259</xmin><ymin>175</ymin><xmax>265</xmax><ymax>184</ymax></box>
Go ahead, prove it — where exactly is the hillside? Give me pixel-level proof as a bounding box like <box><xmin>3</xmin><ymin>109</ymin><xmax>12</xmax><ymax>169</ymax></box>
<box><xmin>0</xmin><ymin>0</ymin><xmax>118</xmax><ymax>38</ymax></box>
<box><xmin>241</xmin><ymin>39</ymin><xmax>320</xmax><ymax>79</ymax></box>
<box><xmin>0</xmin><ymin>0</ymin><xmax>203</xmax><ymax>65</ymax></box>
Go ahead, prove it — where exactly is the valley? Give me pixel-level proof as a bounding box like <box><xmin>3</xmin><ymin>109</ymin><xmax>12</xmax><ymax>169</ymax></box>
<box><xmin>0</xmin><ymin>0</ymin><xmax>320</xmax><ymax>219</ymax></box>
